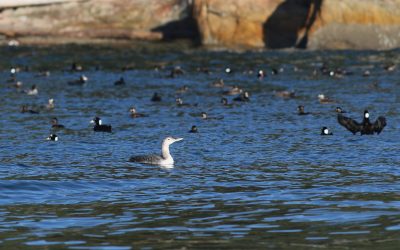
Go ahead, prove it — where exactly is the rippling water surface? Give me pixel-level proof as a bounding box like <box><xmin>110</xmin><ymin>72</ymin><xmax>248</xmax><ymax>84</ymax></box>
<box><xmin>0</xmin><ymin>43</ymin><xmax>399</xmax><ymax>249</ymax></box>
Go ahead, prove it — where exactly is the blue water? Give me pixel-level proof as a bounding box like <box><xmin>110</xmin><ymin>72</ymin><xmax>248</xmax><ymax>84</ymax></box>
<box><xmin>0</xmin><ymin>45</ymin><xmax>399</xmax><ymax>249</ymax></box>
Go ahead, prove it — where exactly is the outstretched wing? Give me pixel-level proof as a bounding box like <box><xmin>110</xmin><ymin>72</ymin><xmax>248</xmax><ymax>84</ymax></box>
<box><xmin>337</xmin><ymin>114</ymin><xmax>362</xmax><ymax>134</ymax></box>
<box><xmin>374</xmin><ymin>116</ymin><xmax>386</xmax><ymax>134</ymax></box>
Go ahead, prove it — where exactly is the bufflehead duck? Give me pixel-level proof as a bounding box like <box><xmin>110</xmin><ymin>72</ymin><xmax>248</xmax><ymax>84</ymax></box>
<box><xmin>129</xmin><ymin>107</ymin><xmax>147</xmax><ymax>118</ymax></box>
<box><xmin>90</xmin><ymin>117</ymin><xmax>112</xmax><ymax>133</ymax></box>
<box><xmin>114</xmin><ymin>77</ymin><xmax>126</xmax><ymax>86</ymax></box>
<box><xmin>26</xmin><ymin>85</ymin><xmax>38</xmax><ymax>95</ymax></box>
<box><xmin>21</xmin><ymin>105</ymin><xmax>39</xmax><ymax>114</ymax></box>
<box><xmin>321</xmin><ymin>127</ymin><xmax>333</xmax><ymax>135</ymax></box>
<box><xmin>233</xmin><ymin>91</ymin><xmax>250</xmax><ymax>102</ymax></box>
<box><xmin>335</xmin><ymin>107</ymin><xmax>346</xmax><ymax>113</ymax></box>
<box><xmin>129</xmin><ymin>136</ymin><xmax>183</xmax><ymax>167</ymax></box>
<box><xmin>338</xmin><ymin>110</ymin><xmax>386</xmax><ymax>135</ymax></box>
<box><xmin>211</xmin><ymin>79</ymin><xmax>224</xmax><ymax>88</ymax></box>
<box><xmin>51</xmin><ymin>117</ymin><xmax>65</xmax><ymax>129</ymax></box>
<box><xmin>68</xmin><ymin>75</ymin><xmax>88</xmax><ymax>85</ymax></box>
<box><xmin>384</xmin><ymin>63</ymin><xmax>396</xmax><ymax>72</ymax></box>
<box><xmin>189</xmin><ymin>125</ymin><xmax>198</xmax><ymax>133</ymax></box>
<box><xmin>318</xmin><ymin>94</ymin><xmax>335</xmax><ymax>104</ymax></box>
<box><xmin>151</xmin><ymin>92</ymin><xmax>162</xmax><ymax>102</ymax></box>
<box><xmin>297</xmin><ymin>105</ymin><xmax>310</xmax><ymax>115</ymax></box>
<box><xmin>46</xmin><ymin>134</ymin><xmax>58</xmax><ymax>141</ymax></box>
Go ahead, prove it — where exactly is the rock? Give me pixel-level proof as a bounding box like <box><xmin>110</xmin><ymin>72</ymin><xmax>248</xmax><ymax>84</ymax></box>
<box><xmin>0</xmin><ymin>0</ymin><xmax>196</xmax><ymax>41</ymax></box>
<box><xmin>193</xmin><ymin>0</ymin><xmax>400</xmax><ymax>49</ymax></box>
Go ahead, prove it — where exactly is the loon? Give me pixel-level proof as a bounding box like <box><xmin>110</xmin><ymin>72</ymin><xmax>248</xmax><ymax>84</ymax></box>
<box><xmin>297</xmin><ymin>105</ymin><xmax>310</xmax><ymax>115</ymax></box>
<box><xmin>151</xmin><ymin>92</ymin><xmax>162</xmax><ymax>102</ymax></box>
<box><xmin>129</xmin><ymin>137</ymin><xmax>183</xmax><ymax>166</ymax></box>
<box><xmin>91</xmin><ymin>117</ymin><xmax>112</xmax><ymax>133</ymax></box>
<box><xmin>338</xmin><ymin>110</ymin><xmax>386</xmax><ymax>135</ymax></box>
<box><xmin>51</xmin><ymin>117</ymin><xmax>65</xmax><ymax>129</ymax></box>
<box><xmin>189</xmin><ymin>125</ymin><xmax>198</xmax><ymax>133</ymax></box>
<box><xmin>321</xmin><ymin>126</ymin><xmax>333</xmax><ymax>135</ymax></box>
<box><xmin>46</xmin><ymin>134</ymin><xmax>58</xmax><ymax>141</ymax></box>
<box><xmin>114</xmin><ymin>77</ymin><xmax>126</xmax><ymax>86</ymax></box>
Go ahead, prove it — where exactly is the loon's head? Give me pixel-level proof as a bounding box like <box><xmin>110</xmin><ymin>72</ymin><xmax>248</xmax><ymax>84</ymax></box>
<box><xmin>91</xmin><ymin>117</ymin><xmax>101</xmax><ymax>125</ymax></box>
<box><xmin>364</xmin><ymin>110</ymin><xmax>370</xmax><ymax>119</ymax></box>
<box><xmin>189</xmin><ymin>125</ymin><xmax>198</xmax><ymax>133</ymax></box>
<box><xmin>46</xmin><ymin>134</ymin><xmax>58</xmax><ymax>141</ymax></box>
<box><xmin>163</xmin><ymin>136</ymin><xmax>183</xmax><ymax>146</ymax></box>
<box><xmin>51</xmin><ymin>117</ymin><xmax>59</xmax><ymax>125</ymax></box>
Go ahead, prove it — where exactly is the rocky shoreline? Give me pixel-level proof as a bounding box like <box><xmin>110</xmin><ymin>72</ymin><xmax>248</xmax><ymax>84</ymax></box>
<box><xmin>1</xmin><ymin>0</ymin><xmax>400</xmax><ymax>49</ymax></box>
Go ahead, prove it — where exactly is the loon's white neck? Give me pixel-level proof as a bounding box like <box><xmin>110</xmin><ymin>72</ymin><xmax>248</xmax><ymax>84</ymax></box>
<box><xmin>161</xmin><ymin>141</ymin><xmax>173</xmax><ymax>161</ymax></box>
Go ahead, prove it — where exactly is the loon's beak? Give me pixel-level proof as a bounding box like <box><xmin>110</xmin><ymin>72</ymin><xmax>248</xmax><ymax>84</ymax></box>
<box><xmin>174</xmin><ymin>137</ymin><xmax>183</xmax><ymax>142</ymax></box>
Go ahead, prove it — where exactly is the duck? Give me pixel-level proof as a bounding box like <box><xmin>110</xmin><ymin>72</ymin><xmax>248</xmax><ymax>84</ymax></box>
<box><xmin>338</xmin><ymin>110</ymin><xmax>386</xmax><ymax>135</ymax></box>
<box><xmin>318</xmin><ymin>94</ymin><xmax>335</xmax><ymax>104</ymax></box>
<box><xmin>129</xmin><ymin>136</ymin><xmax>183</xmax><ymax>167</ymax></box>
<box><xmin>275</xmin><ymin>90</ymin><xmax>295</xmax><ymax>99</ymax></box>
<box><xmin>68</xmin><ymin>75</ymin><xmax>88</xmax><ymax>86</ymax></box>
<box><xmin>46</xmin><ymin>134</ymin><xmax>58</xmax><ymax>141</ymax></box>
<box><xmin>13</xmin><ymin>81</ymin><xmax>23</xmax><ymax>89</ymax></box>
<box><xmin>189</xmin><ymin>125</ymin><xmax>198</xmax><ymax>133</ymax></box>
<box><xmin>46</xmin><ymin>98</ymin><xmax>55</xmax><ymax>110</ymax></box>
<box><xmin>26</xmin><ymin>85</ymin><xmax>38</xmax><ymax>95</ymax></box>
<box><xmin>321</xmin><ymin>127</ymin><xmax>333</xmax><ymax>135</ymax></box>
<box><xmin>21</xmin><ymin>105</ymin><xmax>39</xmax><ymax>114</ymax></box>
<box><xmin>221</xmin><ymin>97</ymin><xmax>233</xmax><ymax>106</ymax></box>
<box><xmin>129</xmin><ymin>107</ymin><xmax>147</xmax><ymax>118</ymax></box>
<box><xmin>211</xmin><ymin>79</ymin><xmax>224</xmax><ymax>88</ymax></box>
<box><xmin>384</xmin><ymin>63</ymin><xmax>396</xmax><ymax>72</ymax></box>
<box><xmin>169</xmin><ymin>66</ymin><xmax>184</xmax><ymax>78</ymax></box>
<box><xmin>335</xmin><ymin>107</ymin><xmax>346</xmax><ymax>113</ymax></box>
<box><xmin>222</xmin><ymin>86</ymin><xmax>242</xmax><ymax>95</ymax></box>
<box><xmin>151</xmin><ymin>92</ymin><xmax>162</xmax><ymax>102</ymax></box>
<box><xmin>257</xmin><ymin>70</ymin><xmax>265</xmax><ymax>79</ymax></box>
<box><xmin>114</xmin><ymin>77</ymin><xmax>126</xmax><ymax>86</ymax></box>
<box><xmin>176</xmin><ymin>85</ymin><xmax>189</xmax><ymax>94</ymax></box>
<box><xmin>297</xmin><ymin>105</ymin><xmax>310</xmax><ymax>115</ymax></box>
<box><xmin>51</xmin><ymin>117</ymin><xmax>65</xmax><ymax>129</ymax></box>
<box><xmin>233</xmin><ymin>91</ymin><xmax>250</xmax><ymax>102</ymax></box>
<box><xmin>176</xmin><ymin>98</ymin><xmax>191</xmax><ymax>107</ymax></box>
<box><xmin>71</xmin><ymin>62</ymin><xmax>83</xmax><ymax>72</ymax></box>
<box><xmin>90</xmin><ymin>117</ymin><xmax>112</xmax><ymax>133</ymax></box>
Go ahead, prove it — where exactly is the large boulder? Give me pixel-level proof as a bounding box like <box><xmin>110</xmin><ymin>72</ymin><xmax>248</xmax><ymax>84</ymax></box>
<box><xmin>193</xmin><ymin>0</ymin><xmax>400</xmax><ymax>49</ymax></box>
<box><xmin>0</xmin><ymin>0</ymin><xmax>195</xmax><ymax>41</ymax></box>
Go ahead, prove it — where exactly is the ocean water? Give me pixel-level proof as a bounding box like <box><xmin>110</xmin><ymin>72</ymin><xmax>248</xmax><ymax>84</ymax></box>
<box><xmin>0</xmin><ymin>44</ymin><xmax>399</xmax><ymax>249</ymax></box>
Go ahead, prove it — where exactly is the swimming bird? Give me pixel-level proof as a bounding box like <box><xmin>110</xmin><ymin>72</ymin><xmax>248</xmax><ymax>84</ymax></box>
<box><xmin>26</xmin><ymin>85</ymin><xmax>38</xmax><ymax>95</ymax></box>
<box><xmin>68</xmin><ymin>75</ymin><xmax>88</xmax><ymax>85</ymax></box>
<box><xmin>335</xmin><ymin>107</ymin><xmax>346</xmax><ymax>113</ymax></box>
<box><xmin>257</xmin><ymin>70</ymin><xmax>265</xmax><ymax>79</ymax></box>
<box><xmin>114</xmin><ymin>77</ymin><xmax>126</xmax><ymax>86</ymax></box>
<box><xmin>169</xmin><ymin>66</ymin><xmax>184</xmax><ymax>78</ymax></box>
<box><xmin>221</xmin><ymin>97</ymin><xmax>233</xmax><ymax>106</ymax></box>
<box><xmin>176</xmin><ymin>85</ymin><xmax>189</xmax><ymax>94</ymax></box>
<box><xmin>275</xmin><ymin>90</ymin><xmax>295</xmax><ymax>99</ymax></box>
<box><xmin>297</xmin><ymin>105</ymin><xmax>310</xmax><ymax>115</ymax></box>
<box><xmin>318</xmin><ymin>94</ymin><xmax>335</xmax><ymax>104</ymax></box>
<box><xmin>151</xmin><ymin>92</ymin><xmax>162</xmax><ymax>102</ymax></box>
<box><xmin>46</xmin><ymin>134</ymin><xmax>58</xmax><ymax>141</ymax></box>
<box><xmin>176</xmin><ymin>98</ymin><xmax>191</xmax><ymax>107</ymax></box>
<box><xmin>211</xmin><ymin>79</ymin><xmax>224</xmax><ymax>88</ymax></box>
<box><xmin>233</xmin><ymin>91</ymin><xmax>250</xmax><ymax>102</ymax></box>
<box><xmin>71</xmin><ymin>62</ymin><xmax>83</xmax><ymax>72</ymax></box>
<box><xmin>129</xmin><ymin>136</ymin><xmax>183</xmax><ymax>166</ymax></box>
<box><xmin>321</xmin><ymin>127</ymin><xmax>333</xmax><ymax>135</ymax></box>
<box><xmin>51</xmin><ymin>117</ymin><xmax>65</xmax><ymax>129</ymax></box>
<box><xmin>337</xmin><ymin>110</ymin><xmax>386</xmax><ymax>135</ymax></box>
<box><xmin>21</xmin><ymin>105</ymin><xmax>39</xmax><ymax>114</ymax></box>
<box><xmin>222</xmin><ymin>86</ymin><xmax>242</xmax><ymax>95</ymax></box>
<box><xmin>46</xmin><ymin>98</ymin><xmax>55</xmax><ymax>110</ymax></box>
<box><xmin>90</xmin><ymin>117</ymin><xmax>112</xmax><ymax>133</ymax></box>
<box><xmin>129</xmin><ymin>107</ymin><xmax>147</xmax><ymax>118</ymax></box>
<box><xmin>189</xmin><ymin>125</ymin><xmax>198</xmax><ymax>133</ymax></box>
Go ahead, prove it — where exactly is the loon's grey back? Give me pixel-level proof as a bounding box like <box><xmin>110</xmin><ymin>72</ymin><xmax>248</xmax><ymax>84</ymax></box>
<box><xmin>129</xmin><ymin>154</ymin><xmax>163</xmax><ymax>164</ymax></box>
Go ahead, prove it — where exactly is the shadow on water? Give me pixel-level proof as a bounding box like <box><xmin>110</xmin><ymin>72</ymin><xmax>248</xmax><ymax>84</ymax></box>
<box><xmin>263</xmin><ymin>0</ymin><xmax>323</xmax><ymax>49</ymax></box>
